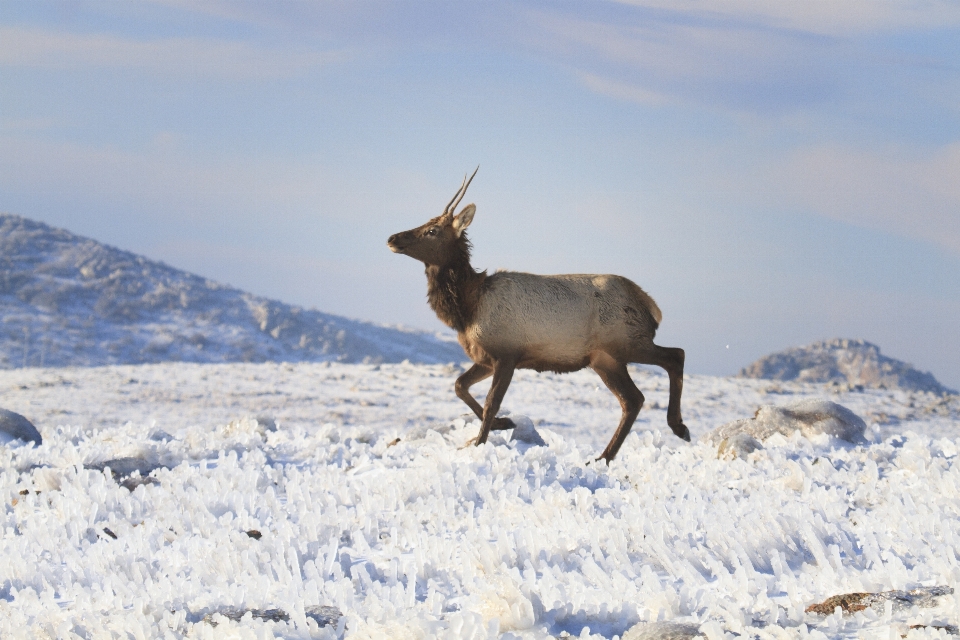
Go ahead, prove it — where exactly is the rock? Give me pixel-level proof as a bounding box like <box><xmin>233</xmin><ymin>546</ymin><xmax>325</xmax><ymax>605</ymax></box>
<box><xmin>922</xmin><ymin>395</ymin><xmax>960</xmax><ymax>420</ymax></box>
<box><xmin>120</xmin><ymin>476</ymin><xmax>159</xmax><ymax>491</ymax></box>
<box><xmin>509</xmin><ymin>415</ymin><xmax>546</xmax><ymax>446</ymax></box>
<box><xmin>510</xmin><ymin>416</ymin><xmax>547</xmax><ymax>447</ymax></box>
<box><xmin>305</xmin><ymin>605</ymin><xmax>343</xmax><ymax>628</ymax></box>
<box><xmin>86</xmin><ymin>456</ymin><xmax>161</xmax><ymax>478</ymax></box>
<box><xmin>740</xmin><ymin>338</ymin><xmax>954</xmax><ymax>395</ymax></box>
<box><xmin>148</xmin><ymin>429</ymin><xmax>174</xmax><ymax>442</ymax></box>
<box><xmin>85</xmin><ymin>456</ymin><xmax>170</xmax><ymax>489</ymax></box>
<box><xmin>805</xmin><ymin>586</ymin><xmax>953</xmax><ymax>615</ymax></box>
<box><xmin>704</xmin><ymin>398</ymin><xmax>866</xmax><ymax>445</ymax></box>
<box><xmin>908</xmin><ymin>624</ymin><xmax>959</xmax><ymax>635</ymax></box>
<box><xmin>200</xmin><ymin>604</ymin><xmax>342</xmax><ymax>629</ymax></box>
<box><xmin>202</xmin><ymin>607</ymin><xmax>289</xmax><ymax>626</ymax></box>
<box><xmin>716</xmin><ymin>433</ymin><xmax>762</xmax><ymax>460</ymax></box>
<box><xmin>622</xmin><ymin>621</ymin><xmax>704</xmax><ymax>640</ymax></box>
<box><xmin>255</xmin><ymin>416</ymin><xmax>278</xmax><ymax>432</ymax></box>
<box><xmin>0</xmin><ymin>408</ymin><xmax>42</xmax><ymax>445</ymax></box>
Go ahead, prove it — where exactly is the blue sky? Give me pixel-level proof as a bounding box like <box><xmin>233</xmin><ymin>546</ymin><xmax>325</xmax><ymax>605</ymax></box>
<box><xmin>2</xmin><ymin>1</ymin><xmax>959</xmax><ymax>388</ymax></box>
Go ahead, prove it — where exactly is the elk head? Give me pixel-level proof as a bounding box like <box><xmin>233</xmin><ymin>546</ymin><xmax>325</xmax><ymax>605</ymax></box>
<box><xmin>387</xmin><ymin>167</ymin><xmax>478</xmax><ymax>266</ymax></box>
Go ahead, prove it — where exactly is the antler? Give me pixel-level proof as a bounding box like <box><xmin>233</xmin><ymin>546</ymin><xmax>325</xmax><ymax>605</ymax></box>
<box><xmin>442</xmin><ymin>166</ymin><xmax>479</xmax><ymax>217</ymax></box>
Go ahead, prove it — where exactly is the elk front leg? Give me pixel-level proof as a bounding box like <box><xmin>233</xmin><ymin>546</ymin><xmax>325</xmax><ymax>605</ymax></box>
<box><xmin>455</xmin><ymin>364</ymin><xmax>492</xmax><ymax>420</ymax></box>
<box><xmin>475</xmin><ymin>359</ymin><xmax>516</xmax><ymax>445</ymax></box>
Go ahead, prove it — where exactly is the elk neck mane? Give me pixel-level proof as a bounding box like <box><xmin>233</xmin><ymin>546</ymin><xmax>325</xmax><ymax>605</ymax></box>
<box><xmin>425</xmin><ymin>232</ymin><xmax>486</xmax><ymax>333</ymax></box>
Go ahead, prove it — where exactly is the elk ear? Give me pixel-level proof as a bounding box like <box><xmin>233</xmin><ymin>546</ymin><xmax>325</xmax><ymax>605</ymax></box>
<box><xmin>452</xmin><ymin>204</ymin><xmax>475</xmax><ymax>237</ymax></box>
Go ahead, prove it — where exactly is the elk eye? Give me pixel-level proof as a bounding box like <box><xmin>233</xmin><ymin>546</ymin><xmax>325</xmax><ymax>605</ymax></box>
<box><xmin>426</xmin><ymin>228</ymin><xmax>438</xmax><ymax>236</ymax></box>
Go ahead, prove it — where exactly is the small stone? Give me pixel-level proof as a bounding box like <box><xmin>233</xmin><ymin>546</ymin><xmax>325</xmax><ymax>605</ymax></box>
<box><xmin>509</xmin><ymin>415</ymin><xmax>546</xmax><ymax>446</ymax></box>
<box><xmin>622</xmin><ymin>621</ymin><xmax>704</xmax><ymax>640</ymax></box>
<box><xmin>86</xmin><ymin>456</ymin><xmax>166</xmax><ymax>481</ymax></box>
<box><xmin>202</xmin><ymin>607</ymin><xmax>289</xmax><ymax>626</ymax></box>
<box><xmin>148</xmin><ymin>429</ymin><xmax>174</xmax><ymax>442</ymax></box>
<box><xmin>120</xmin><ymin>476</ymin><xmax>159</xmax><ymax>491</ymax></box>
<box><xmin>255</xmin><ymin>416</ymin><xmax>277</xmax><ymax>432</ymax></box>
<box><xmin>909</xmin><ymin>624</ymin><xmax>959</xmax><ymax>635</ymax></box>
<box><xmin>717</xmin><ymin>433</ymin><xmax>762</xmax><ymax>460</ymax></box>
<box><xmin>305</xmin><ymin>605</ymin><xmax>343</xmax><ymax>628</ymax></box>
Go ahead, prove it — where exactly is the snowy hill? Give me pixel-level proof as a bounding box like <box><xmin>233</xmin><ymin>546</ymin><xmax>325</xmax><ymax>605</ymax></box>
<box><xmin>739</xmin><ymin>338</ymin><xmax>955</xmax><ymax>395</ymax></box>
<box><xmin>0</xmin><ymin>213</ymin><xmax>464</xmax><ymax>367</ymax></box>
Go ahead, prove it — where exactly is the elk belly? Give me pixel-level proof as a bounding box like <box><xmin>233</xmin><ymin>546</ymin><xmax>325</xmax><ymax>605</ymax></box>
<box><xmin>470</xmin><ymin>272</ymin><xmax>600</xmax><ymax>371</ymax></box>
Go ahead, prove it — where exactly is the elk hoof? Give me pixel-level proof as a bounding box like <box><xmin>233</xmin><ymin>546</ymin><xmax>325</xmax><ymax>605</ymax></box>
<box><xmin>672</xmin><ymin>422</ymin><xmax>691</xmax><ymax>442</ymax></box>
<box><xmin>460</xmin><ymin>434</ymin><xmax>488</xmax><ymax>448</ymax></box>
<box><xmin>493</xmin><ymin>417</ymin><xmax>515</xmax><ymax>431</ymax></box>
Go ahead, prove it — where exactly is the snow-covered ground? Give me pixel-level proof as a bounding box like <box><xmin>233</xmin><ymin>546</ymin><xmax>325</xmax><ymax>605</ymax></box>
<box><xmin>1</xmin><ymin>362</ymin><xmax>959</xmax><ymax>639</ymax></box>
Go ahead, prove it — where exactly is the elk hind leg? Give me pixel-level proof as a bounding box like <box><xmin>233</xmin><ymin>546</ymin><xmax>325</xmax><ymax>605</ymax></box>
<box><xmin>592</xmin><ymin>353</ymin><xmax>644</xmax><ymax>462</ymax></box>
<box><xmin>636</xmin><ymin>344</ymin><xmax>689</xmax><ymax>441</ymax></box>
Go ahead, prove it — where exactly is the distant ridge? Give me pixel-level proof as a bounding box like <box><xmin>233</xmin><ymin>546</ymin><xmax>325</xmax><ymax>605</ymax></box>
<box><xmin>739</xmin><ymin>338</ymin><xmax>955</xmax><ymax>395</ymax></box>
<box><xmin>0</xmin><ymin>213</ymin><xmax>464</xmax><ymax>367</ymax></box>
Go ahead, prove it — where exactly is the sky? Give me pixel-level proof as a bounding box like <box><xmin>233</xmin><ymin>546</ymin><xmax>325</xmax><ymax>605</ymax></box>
<box><xmin>1</xmin><ymin>1</ymin><xmax>959</xmax><ymax>389</ymax></box>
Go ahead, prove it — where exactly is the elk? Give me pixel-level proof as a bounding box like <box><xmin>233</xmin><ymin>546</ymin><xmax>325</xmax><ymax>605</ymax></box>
<box><xmin>387</xmin><ymin>168</ymin><xmax>689</xmax><ymax>461</ymax></box>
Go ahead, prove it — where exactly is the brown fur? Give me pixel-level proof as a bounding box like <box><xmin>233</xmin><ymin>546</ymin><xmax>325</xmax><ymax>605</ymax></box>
<box><xmin>388</xmin><ymin>171</ymin><xmax>689</xmax><ymax>461</ymax></box>
<box><xmin>424</xmin><ymin>239</ymin><xmax>485</xmax><ymax>333</ymax></box>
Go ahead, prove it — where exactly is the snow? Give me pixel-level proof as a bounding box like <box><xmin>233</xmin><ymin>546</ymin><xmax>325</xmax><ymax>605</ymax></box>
<box><xmin>1</xmin><ymin>362</ymin><xmax>959</xmax><ymax>638</ymax></box>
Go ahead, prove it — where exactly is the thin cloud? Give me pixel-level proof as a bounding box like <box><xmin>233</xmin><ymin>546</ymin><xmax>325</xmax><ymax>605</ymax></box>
<box><xmin>612</xmin><ymin>0</ymin><xmax>960</xmax><ymax>36</ymax></box>
<box><xmin>0</xmin><ymin>134</ymin><xmax>327</xmax><ymax>217</ymax></box>
<box><xmin>764</xmin><ymin>143</ymin><xmax>960</xmax><ymax>255</ymax></box>
<box><xmin>142</xmin><ymin>0</ymin><xmax>274</xmax><ymax>24</ymax></box>
<box><xmin>528</xmin><ymin>10</ymin><xmax>840</xmax><ymax>115</ymax></box>
<box><xmin>575</xmin><ymin>71</ymin><xmax>675</xmax><ymax>107</ymax></box>
<box><xmin>0</xmin><ymin>133</ymin><xmax>442</xmax><ymax>231</ymax></box>
<box><xmin>0</xmin><ymin>117</ymin><xmax>60</xmax><ymax>133</ymax></box>
<box><xmin>0</xmin><ymin>26</ymin><xmax>341</xmax><ymax>80</ymax></box>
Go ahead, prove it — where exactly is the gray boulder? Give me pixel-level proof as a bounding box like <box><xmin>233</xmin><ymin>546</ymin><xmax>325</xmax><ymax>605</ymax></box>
<box><xmin>0</xmin><ymin>408</ymin><xmax>42</xmax><ymax>445</ymax></box>
<box><xmin>705</xmin><ymin>398</ymin><xmax>866</xmax><ymax>446</ymax></box>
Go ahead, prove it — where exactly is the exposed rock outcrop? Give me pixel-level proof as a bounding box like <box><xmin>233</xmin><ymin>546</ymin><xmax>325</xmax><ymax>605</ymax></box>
<box><xmin>740</xmin><ymin>338</ymin><xmax>954</xmax><ymax>395</ymax></box>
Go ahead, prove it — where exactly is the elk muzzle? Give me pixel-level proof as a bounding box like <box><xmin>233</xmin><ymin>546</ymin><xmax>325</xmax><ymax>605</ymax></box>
<box><xmin>387</xmin><ymin>232</ymin><xmax>408</xmax><ymax>254</ymax></box>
